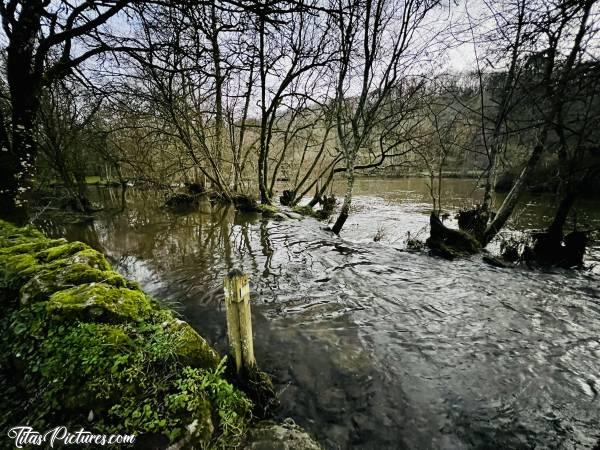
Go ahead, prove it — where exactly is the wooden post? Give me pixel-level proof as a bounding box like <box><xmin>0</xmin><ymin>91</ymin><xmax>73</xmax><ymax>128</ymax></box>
<box><xmin>223</xmin><ymin>269</ymin><xmax>255</xmax><ymax>373</ymax></box>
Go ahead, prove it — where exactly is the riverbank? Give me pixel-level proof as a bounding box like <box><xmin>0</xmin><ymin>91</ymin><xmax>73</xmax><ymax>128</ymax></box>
<box><xmin>0</xmin><ymin>220</ymin><xmax>319</xmax><ymax>449</ymax></box>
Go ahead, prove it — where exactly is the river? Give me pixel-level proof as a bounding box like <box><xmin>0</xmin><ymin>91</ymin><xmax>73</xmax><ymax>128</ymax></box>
<box><xmin>37</xmin><ymin>177</ymin><xmax>600</xmax><ymax>449</ymax></box>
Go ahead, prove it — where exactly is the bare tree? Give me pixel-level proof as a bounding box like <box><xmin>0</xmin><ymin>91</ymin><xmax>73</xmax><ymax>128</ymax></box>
<box><xmin>37</xmin><ymin>81</ymin><xmax>105</xmax><ymax>212</ymax></box>
<box><xmin>483</xmin><ymin>0</ymin><xmax>597</xmax><ymax>245</ymax></box>
<box><xmin>252</xmin><ymin>0</ymin><xmax>333</xmax><ymax>204</ymax></box>
<box><xmin>413</xmin><ymin>96</ymin><xmax>475</xmax><ymax>215</ymax></box>
<box><xmin>0</xmin><ymin>0</ymin><xmax>137</xmax><ymax>220</ymax></box>
<box><xmin>329</xmin><ymin>0</ymin><xmax>441</xmax><ymax>233</ymax></box>
<box><xmin>474</xmin><ymin>0</ymin><xmax>527</xmax><ymax>220</ymax></box>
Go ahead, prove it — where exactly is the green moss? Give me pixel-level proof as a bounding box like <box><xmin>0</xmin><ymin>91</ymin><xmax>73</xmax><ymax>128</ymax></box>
<box><xmin>47</xmin><ymin>283</ymin><xmax>153</xmax><ymax>323</ymax></box>
<box><xmin>0</xmin><ymin>222</ymin><xmax>45</xmax><ymax>248</ymax></box>
<box><xmin>0</xmin><ymin>252</ymin><xmax>41</xmax><ymax>289</ymax></box>
<box><xmin>4</xmin><ymin>316</ymin><xmax>250</xmax><ymax>445</ymax></box>
<box><xmin>0</xmin><ymin>235</ymin><xmax>111</xmax><ymax>291</ymax></box>
<box><xmin>165</xmin><ymin>319</ymin><xmax>221</xmax><ymax>369</ymax></box>
<box><xmin>257</xmin><ymin>204</ymin><xmax>279</xmax><ymax>216</ymax></box>
<box><xmin>20</xmin><ymin>264</ymin><xmax>132</xmax><ymax>305</ymax></box>
<box><xmin>237</xmin><ymin>365</ymin><xmax>278</xmax><ymax>418</ymax></box>
<box><xmin>0</xmin><ymin>219</ymin><xmax>254</xmax><ymax>446</ymax></box>
<box><xmin>180</xmin><ymin>364</ymin><xmax>252</xmax><ymax>447</ymax></box>
<box><xmin>28</xmin><ymin>321</ymin><xmax>245</xmax><ymax>443</ymax></box>
<box><xmin>0</xmin><ymin>238</ymin><xmax>67</xmax><ymax>255</ymax></box>
<box><xmin>293</xmin><ymin>205</ymin><xmax>318</xmax><ymax>218</ymax></box>
<box><xmin>66</xmin><ymin>248</ymin><xmax>111</xmax><ymax>271</ymax></box>
<box><xmin>37</xmin><ymin>241</ymin><xmax>90</xmax><ymax>263</ymax></box>
<box><xmin>148</xmin><ymin>306</ymin><xmax>177</xmax><ymax>325</ymax></box>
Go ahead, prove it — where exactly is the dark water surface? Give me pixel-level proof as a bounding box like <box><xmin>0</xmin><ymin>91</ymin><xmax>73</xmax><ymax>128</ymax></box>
<box><xmin>38</xmin><ymin>178</ymin><xmax>600</xmax><ymax>449</ymax></box>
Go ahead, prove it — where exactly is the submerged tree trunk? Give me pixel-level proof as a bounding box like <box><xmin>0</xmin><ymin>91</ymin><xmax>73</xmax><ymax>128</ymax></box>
<box><xmin>60</xmin><ymin>168</ymin><xmax>91</xmax><ymax>213</ymax></box>
<box><xmin>258</xmin><ymin>148</ymin><xmax>270</xmax><ymax>204</ymax></box>
<box><xmin>529</xmin><ymin>190</ymin><xmax>584</xmax><ymax>267</ymax></box>
<box><xmin>308</xmin><ymin>166</ymin><xmax>336</xmax><ymax>208</ymax></box>
<box><xmin>483</xmin><ymin>140</ymin><xmax>545</xmax><ymax>246</ymax></box>
<box><xmin>331</xmin><ymin>166</ymin><xmax>354</xmax><ymax>234</ymax></box>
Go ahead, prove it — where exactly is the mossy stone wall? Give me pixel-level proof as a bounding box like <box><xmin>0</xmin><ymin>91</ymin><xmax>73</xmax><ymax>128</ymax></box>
<box><xmin>0</xmin><ymin>220</ymin><xmax>252</xmax><ymax>447</ymax></box>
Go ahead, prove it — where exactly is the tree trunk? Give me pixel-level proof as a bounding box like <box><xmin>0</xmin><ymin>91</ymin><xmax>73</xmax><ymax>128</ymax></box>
<box><xmin>257</xmin><ymin>15</ymin><xmax>270</xmax><ymax>205</ymax></box>
<box><xmin>480</xmin><ymin>1</ymin><xmax>524</xmax><ymax>214</ymax></box>
<box><xmin>481</xmin><ymin>142</ymin><xmax>499</xmax><ymax>213</ymax></box>
<box><xmin>0</xmin><ymin>2</ymin><xmax>43</xmax><ymax>222</ymax></box>
<box><xmin>483</xmin><ymin>139</ymin><xmax>545</xmax><ymax>246</ymax></box>
<box><xmin>308</xmin><ymin>168</ymin><xmax>336</xmax><ymax>208</ymax></box>
<box><xmin>1</xmin><ymin>77</ymin><xmax>40</xmax><ymax>222</ymax></box>
<box><xmin>258</xmin><ymin>156</ymin><xmax>270</xmax><ymax>204</ymax></box>
<box><xmin>548</xmin><ymin>191</ymin><xmax>575</xmax><ymax>237</ymax></box>
<box><xmin>531</xmin><ymin>192</ymin><xmax>580</xmax><ymax>267</ymax></box>
<box><xmin>331</xmin><ymin>166</ymin><xmax>353</xmax><ymax>234</ymax></box>
<box><xmin>0</xmin><ymin>149</ymin><xmax>24</xmax><ymax>222</ymax></box>
<box><xmin>0</xmin><ymin>100</ymin><xmax>16</xmax><ymax>218</ymax></box>
<box><xmin>427</xmin><ymin>212</ymin><xmax>480</xmax><ymax>259</ymax></box>
<box><xmin>211</xmin><ymin>3</ymin><xmax>224</xmax><ymax>174</ymax></box>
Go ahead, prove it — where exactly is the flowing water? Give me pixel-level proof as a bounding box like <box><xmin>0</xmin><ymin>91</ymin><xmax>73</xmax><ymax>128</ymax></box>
<box><xmin>37</xmin><ymin>178</ymin><xmax>600</xmax><ymax>449</ymax></box>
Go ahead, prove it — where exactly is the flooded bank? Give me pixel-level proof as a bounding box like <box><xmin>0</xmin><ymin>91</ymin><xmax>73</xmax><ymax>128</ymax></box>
<box><xmin>38</xmin><ymin>178</ymin><xmax>600</xmax><ymax>449</ymax></box>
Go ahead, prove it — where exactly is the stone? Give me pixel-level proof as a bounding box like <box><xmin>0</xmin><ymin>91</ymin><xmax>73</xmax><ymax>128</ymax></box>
<box><xmin>243</xmin><ymin>420</ymin><xmax>321</xmax><ymax>450</ymax></box>
<box><xmin>37</xmin><ymin>241</ymin><xmax>90</xmax><ymax>262</ymax></box>
<box><xmin>164</xmin><ymin>319</ymin><xmax>220</xmax><ymax>369</ymax></box>
<box><xmin>20</xmin><ymin>264</ymin><xmax>132</xmax><ymax>305</ymax></box>
<box><xmin>46</xmin><ymin>283</ymin><xmax>153</xmax><ymax>323</ymax></box>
